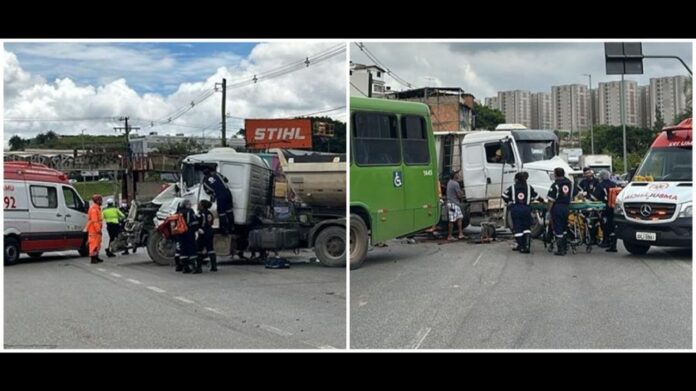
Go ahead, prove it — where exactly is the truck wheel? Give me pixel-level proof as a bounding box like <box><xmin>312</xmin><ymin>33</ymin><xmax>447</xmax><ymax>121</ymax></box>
<box><xmin>314</xmin><ymin>226</ymin><xmax>346</xmax><ymax>268</ymax></box>
<box><xmin>506</xmin><ymin>209</ymin><xmax>544</xmax><ymax>238</ymax></box>
<box><xmin>4</xmin><ymin>237</ymin><xmax>20</xmax><ymax>266</ymax></box>
<box><xmin>350</xmin><ymin>214</ymin><xmax>368</xmax><ymax>270</ymax></box>
<box><xmin>27</xmin><ymin>252</ymin><xmax>43</xmax><ymax>259</ymax></box>
<box><xmin>623</xmin><ymin>241</ymin><xmax>650</xmax><ymax>255</ymax></box>
<box><xmin>147</xmin><ymin>230</ymin><xmax>176</xmax><ymax>266</ymax></box>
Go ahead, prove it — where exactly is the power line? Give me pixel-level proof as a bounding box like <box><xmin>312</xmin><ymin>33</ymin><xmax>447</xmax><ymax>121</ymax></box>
<box><xmin>4</xmin><ymin>116</ymin><xmax>120</xmax><ymax>122</ymax></box>
<box><xmin>354</xmin><ymin>42</ymin><xmax>414</xmax><ymax>89</ymax></box>
<box><xmin>350</xmin><ymin>82</ymin><xmax>369</xmax><ymax>97</ymax></box>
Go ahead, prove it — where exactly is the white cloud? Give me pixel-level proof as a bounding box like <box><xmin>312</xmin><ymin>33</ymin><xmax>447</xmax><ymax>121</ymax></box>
<box><xmin>3</xmin><ymin>43</ymin><xmax>346</xmax><ymax>146</ymax></box>
<box><xmin>351</xmin><ymin>42</ymin><xmax>692</xmax><ymax>99</ymax></box>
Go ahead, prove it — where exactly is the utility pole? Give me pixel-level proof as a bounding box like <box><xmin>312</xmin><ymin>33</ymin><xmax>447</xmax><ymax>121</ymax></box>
<box><xmin>583</xmin><ymin>74</ymin><xmax>594</xmax><ymax>154</ymax></box>
<box><xmin>620</xmin><ymin>75</ymin><xmax>627</xmax><ymax>174</ymax></box>
<box><xmin>114</xmin><ymin>117</ymin><xmax>140</xmax><ymax>204</ymax></box>
<box><xmin>216</xmin><ymin>78</ymin><xmax>227</xmax><ymax>147</ymax></box>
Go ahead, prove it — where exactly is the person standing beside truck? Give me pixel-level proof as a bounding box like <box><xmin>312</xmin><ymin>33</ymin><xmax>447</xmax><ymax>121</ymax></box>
<box><xmin>446</xmin><ymin>171</ymin><xmax>466</xmax><ymax>241</ymax></box>
<box><xmin>502</xmin><ymin>171</ymin><xmax>542</xmax><ymax>253</ymax></box>
<box><xmin>594</xmin><ymin>169</ymin><xmax>619</xmax><ymax>253</ymax></box>
<box><xmin>547</xmin><ymin>168</ymin><xmax>574</xmax><ymax>256</ymax></box>
<box><xmin>202</xmin><ymin>167</ymin><xmax>234</xmax><ymax>235</ymax></box>
<box><xmin>173</xmin><ymin>199</ymin><xmax>200</xmax><ymax>274</ymax></box>
<box><xmin>103</xmin><ymin>199</ymin><xmax>125</xmax><ymax>258</ymax></box>
<box><xmin>85</xmin><ymin>194</ymin><xmax>105</xmax><ymax>264</ymax></box>
<box><xmin>195</xmin><ymin>199</ymin><xmax>217</xmax><ymax>273</ymax></box>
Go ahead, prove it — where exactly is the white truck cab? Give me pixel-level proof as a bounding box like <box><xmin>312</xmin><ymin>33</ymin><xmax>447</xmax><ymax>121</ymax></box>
<box><xmin>614</xmin><ymin>118</ymin><xmax>692</xmax><ymax>255</ymax></box>
<box><xmin>4</xmin><ymin>161</ymin><xmax>89</xmax><ymax>265</ymax></box>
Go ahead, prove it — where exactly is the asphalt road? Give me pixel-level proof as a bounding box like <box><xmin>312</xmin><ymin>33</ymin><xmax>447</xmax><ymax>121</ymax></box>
<box><xmin>5</xmin><ymin>245</ymin><xmax>346</xmax><ymax>349</ymax></box>
<box><xmin>351</xmin><ymin>232</ymin><xmax>692</xmax><ymax>349</ymax></box>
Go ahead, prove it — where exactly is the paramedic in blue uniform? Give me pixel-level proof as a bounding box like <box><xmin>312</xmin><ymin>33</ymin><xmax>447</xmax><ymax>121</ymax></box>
<box><xmin>202</xmin><ymin>167</ymin><xmax>234</xmax><ymax>235</ymax></box>
<box><xmin>175</xmin><ymin>199</ymin><xmax>199</xmax><ymax>274</ymax></box>
<box><xmin>195</xmin><ymin>199</ymin><xmax>217</xmax><ymax>273</ymax></box>
<box><xmin>577</xmin><ymin>167</ymin><xmax>601</xmax><ymax>244</ymax></box>
<box><xmin>547</xmin><ymin>167</ymin><xmax>575</xmax><ymax>256</ymax></box>
<box><xmin>594</xmin><ymin>169</ymin><xmax>619</xmax><ymax>253</ymax></box>
<box><xmin>502</xmin><ymin>171</ymin><xmax>541</xmax><ymax>253</ymax></box>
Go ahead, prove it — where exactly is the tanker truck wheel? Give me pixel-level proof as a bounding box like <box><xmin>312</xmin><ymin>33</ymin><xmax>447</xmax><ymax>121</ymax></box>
<box><xmin>147</xmin><ymin>230</ymin><xmax>175</xmax><ymax>266</ymax></box>
<box><xmin>350</xmin><ymin>214</ymin><xmax>368</xmax><ymax>270</ymax></box>
<box><xmin>314</xmin><ymin>226</ymin><xmax>346</xmax><ymax>268</ymax></box>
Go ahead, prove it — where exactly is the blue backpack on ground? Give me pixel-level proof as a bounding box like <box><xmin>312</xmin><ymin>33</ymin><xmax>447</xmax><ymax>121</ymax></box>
<box><xmin>264</xmin><ymin>257</ymin><xmax>291</xmax><ymax>269</ymax></box>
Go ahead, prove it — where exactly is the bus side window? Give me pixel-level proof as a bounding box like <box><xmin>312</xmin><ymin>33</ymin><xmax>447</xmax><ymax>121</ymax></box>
<box><xmin>401</xmin><ymin>116</ymin><xmax>429</xmax><ymax>165</ymax></box>
<box><xmin>353</xmin><ymin>112</ymin><xmax>401</xmax><ymax>166</ymax></box>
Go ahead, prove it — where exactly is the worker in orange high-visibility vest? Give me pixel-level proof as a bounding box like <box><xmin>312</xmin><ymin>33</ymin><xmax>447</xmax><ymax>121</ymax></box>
<box><xmin>84</xmin><ymin>194</ymin><xmax>105</xmax><ymax>264</ymax></box>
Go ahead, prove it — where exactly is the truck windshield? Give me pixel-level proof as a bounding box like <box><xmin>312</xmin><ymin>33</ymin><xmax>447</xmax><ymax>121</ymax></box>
<box><xmin>517</xmin><ymin>140</ymin><xmax>556</xmax><ymax>163</ymax></box>
<box><xmin>181</xmin><ymin>163</ymin><xmax>217</xmax><ymax>189</ymax></box>
<box><xmin>635</xmin><ymin>146</ymin><xmax>692</xmax><ymax>181</ymax></box>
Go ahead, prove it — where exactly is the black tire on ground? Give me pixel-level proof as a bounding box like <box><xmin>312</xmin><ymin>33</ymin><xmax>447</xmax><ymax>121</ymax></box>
<box><xmin>314</xmin><ymin>226</ymin><xmax>346</xmax><ymax>268</ymax></box>
<box><xmin>506</xmin><ymin>209</ymin><xmax>544</xmax><ymax>238</ymax></box>
<box><xmin>623</xmin><ymin>241</ymin><xmax>650</xmax><ymax>255</ymax></box>
<box><xmin>27</xmin><ymin>252</ymin><xmax>43</xmax><ymax>259</ymax></box>
<box><xmin>146</xmin><ymin>230</ymin><xmax>176</xmax><ymax>266</ymax></box>
<box><xmin>4</xmin><ymin>237</ymin><xmax>21</xmax><ymax>266</ymax></box>
<box><xmin>350</xmin><ymin>214</ymin><xmax>368</xmax><ymax>270</ymax></box>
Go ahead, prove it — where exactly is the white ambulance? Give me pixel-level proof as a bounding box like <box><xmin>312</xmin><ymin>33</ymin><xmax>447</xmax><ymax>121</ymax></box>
<box><xmin>4</xmin><ymin>161</ymin><xmax>89</xmax><ymax>265</ymax></box>
<box><xmin>614</xmin><ymin>118</ymin><xmax>692</xmax><ymax>255</ymax></box>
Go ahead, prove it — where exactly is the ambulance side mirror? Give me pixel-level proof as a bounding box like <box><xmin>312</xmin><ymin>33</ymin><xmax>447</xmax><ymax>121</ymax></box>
<box><xmin>626</xmin><ymin>169</ymin><xmax>635</xmax><ymax>182</ymax></box>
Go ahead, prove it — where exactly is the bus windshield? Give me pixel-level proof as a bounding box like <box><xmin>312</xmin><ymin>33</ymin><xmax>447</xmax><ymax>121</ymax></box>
<box><xmin>635</xmin><ymin>146</ymin><xmax>692</xmax><ymax>181</ymax></box>
<box><xmin>516</xmin><ymin>140</ymin><xmax>556</xmax><ymax>163</ymax></box>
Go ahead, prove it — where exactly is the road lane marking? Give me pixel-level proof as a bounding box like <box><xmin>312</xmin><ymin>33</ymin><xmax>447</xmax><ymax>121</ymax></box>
<box><xmin>174</xmin><ymin>296</ymin><xmax>195</xmax><ymax>304</ymax></box>
<box><xmin>260</xmin><ymin>324</ymin><xmax>293</xmax><ymax>337</ymax></box>
<box><xmin>204</xmin><ymin>307</ymin><xmax>225</xmax><ymax>315</ymax></box>
<box><xmin>110</xmin><ymin>272</ymin><xmax>122</xmax><ymax>278</ymax></box>
<box><xmin>147</xmin><ymin>286</ymin><xmax>166</xmax><ymax>293</ymax></box>
<box><xmin>358</xmin><ymin>301</ymin><xmax>368</xmax><ymax>307</ymax></box>
<box><xmin>126</xmin><ymin>279</ymin><xmax>142</xmax><ymax>285</ymax></box>
<box><xmin>302</xmin><ymin>341</ymin><xmax>337</xmax><ymax>349</ymax></box>
<box><xmin>473</xmin><ymin>253</ymin><xmax>484</xmax><ymax>266</ymax></box>
<box><xmin>97</xmin><ymin>268</ymin><xmax>107</xmax><ymax>272</ymax></box>
<box><xmin>409</xmin><ymin>327</ymin><xmax>432</xmax><ymax>349</ymax></box>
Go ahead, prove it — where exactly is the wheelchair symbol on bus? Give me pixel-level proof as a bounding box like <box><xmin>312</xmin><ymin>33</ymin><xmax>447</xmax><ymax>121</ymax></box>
<box><xmin>393</xmin><ymin>171</ymin><xmax>403</xmax><ymax>187</ymax></box>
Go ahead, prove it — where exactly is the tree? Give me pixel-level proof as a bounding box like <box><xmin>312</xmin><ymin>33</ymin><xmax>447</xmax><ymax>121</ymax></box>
<box><xmin>472</xmin><ymin>103</ymin><xmax>505</xmax><ymax>130</ymax></box>
<box><xmin>653</xmin><ymin>108</ymin><xmax>665</xmax><ymax>131</ymax></box>
<box><xmin>308</xmin><ymin>116</ymin><xmax>346</xmax><ymax>153</ymax></box>
<box><xmin>580</xmin><ymin>124</ymin><xmax>656</xmax><ymax>173</ymax></box>
<box><xmin>8</xmin><ymin>135</ymin><xmax>26</xmax><ymax>151</ymax></box>
<box><xmin>675</xmin><ymin>77</ymin><xmax>692</xmax><ymax>123</ymax></box>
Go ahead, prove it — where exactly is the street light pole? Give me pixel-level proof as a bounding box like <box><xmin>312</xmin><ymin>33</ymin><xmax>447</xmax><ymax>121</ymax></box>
<box><xmin>583</xmin><ymin>74</ymin><xmax>594</xmax><ymax>154</ymax></box>
<box><xmin>620</xmin><ymin>74</ymin><xmax>628</xmax><ymax>174</ymax></box>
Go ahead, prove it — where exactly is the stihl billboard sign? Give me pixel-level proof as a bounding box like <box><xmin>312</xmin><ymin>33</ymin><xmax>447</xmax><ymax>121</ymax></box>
<box><xmin>245</xmin><ymin>119</ymin><xmax>313</xmax><ymax>149</ymax></box>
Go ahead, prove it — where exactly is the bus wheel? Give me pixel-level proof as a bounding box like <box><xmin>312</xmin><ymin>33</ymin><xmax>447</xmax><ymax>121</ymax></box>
<box><xmin>4</xmin><ymin>237</ymin><xmax>20</xmax><ymax>266</ymax></box>
<box><xmin>315</xmin><ymin>226</ymin><xmax>346</xmax><ymax>267</ymax></box>
<box><xmin>350</xmin><ymin>214</ymin><xmax>368</xmax><ymax>270</ymax></box>
<box><xmin>147</xmin><ymin>230</ymin><xmax>176</xmax><ymax>266</ymax></box>
<box><xmin>623</xmin><ymin>241</ymin><xmax>650</xmax><ymax>255</ymax></box>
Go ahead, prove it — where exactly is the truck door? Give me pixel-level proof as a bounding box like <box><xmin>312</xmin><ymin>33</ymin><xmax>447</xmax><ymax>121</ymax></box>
<box><xmin>24</xmin><ymin>183</ymin><xmax>67</xmax><ymax>252</ymax></box>
<box><xmin>61</xmin><ymin>185</ymin><xmax>88</xmax><ymax>249</ymax></box>
<box><xmin>484</xmin><ymin>141</ymin><xmax>517</xmax><ymax>205</ymax></box>
<box><xmin>462</xmin><ymin>142</ymin><xmax>486</xmax><ymax>200</ymax></box>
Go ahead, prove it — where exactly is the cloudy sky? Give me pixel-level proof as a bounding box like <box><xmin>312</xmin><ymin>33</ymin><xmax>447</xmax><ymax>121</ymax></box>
<box><xmin>350</xmin><ymin>42</ymin><xmax>692</xmax><ymax>99</ymax></box>
<box><xmin>3</xmin><ymin>41</ymin><xmax>346</xmax><ymax>146</ymax></box>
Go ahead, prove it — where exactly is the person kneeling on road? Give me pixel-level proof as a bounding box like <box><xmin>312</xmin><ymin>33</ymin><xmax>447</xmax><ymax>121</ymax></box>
<box><xmin>173</xmin><ymin>199</ymin><xmax>200</xmax><ymax>274</ymax></box>
<box><xmin>195</xmin><ymin>200</ymin><xmax>217</xmax><ymax>273</ymax></box>
<box><xmin>503</xmin><ymin>171</ymin><xmax>542</xmax><ymax>253</ymax></box>
<box><xmin>594</xmin><ymin>169</ymin><xmax>619</xmax><ymax>253</ymax></box>
<box><xmin>547</xmin><ymin>168</ymin><xmax>575</xmax><ymax>256</ymax></box>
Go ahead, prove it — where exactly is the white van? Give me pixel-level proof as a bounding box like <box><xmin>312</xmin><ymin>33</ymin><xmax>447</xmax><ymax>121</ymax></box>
<box><xmin>4</xmin><ymin>161</ymin><xmax>89</xmax><ymax>265</ymax></box>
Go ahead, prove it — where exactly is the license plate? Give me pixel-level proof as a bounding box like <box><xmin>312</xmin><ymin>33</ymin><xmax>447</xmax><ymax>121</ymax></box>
<box><xmin>636</xmin><ymin>232</ymin><xmax>657</xmax><ymax>241</ymax></box>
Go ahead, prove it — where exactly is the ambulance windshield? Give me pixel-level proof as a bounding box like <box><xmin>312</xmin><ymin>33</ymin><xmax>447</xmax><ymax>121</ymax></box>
<box><xmin>635</xmin><ymin>146</ymin><xmax>692</xmax><ymax>181</ymax></box>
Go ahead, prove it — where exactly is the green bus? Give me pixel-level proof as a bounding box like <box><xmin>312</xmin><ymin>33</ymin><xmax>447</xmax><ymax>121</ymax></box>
<box><xmin>350</xmin><ymin>97</ymin><xmax>440</xmax><ymax>269</ymax></box>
